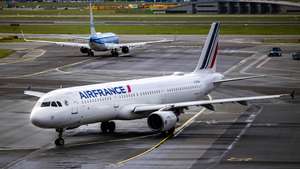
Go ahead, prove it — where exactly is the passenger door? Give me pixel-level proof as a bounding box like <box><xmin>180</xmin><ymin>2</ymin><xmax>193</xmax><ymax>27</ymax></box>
<box><xmin>67</xmin><ymin>92</ymin><xmax>81</xmax><ymax>125</ymax></box>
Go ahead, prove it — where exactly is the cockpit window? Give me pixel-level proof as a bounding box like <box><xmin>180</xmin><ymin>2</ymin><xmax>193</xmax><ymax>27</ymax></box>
<box><xmin>57</xmin><ymin>101</ymin><xmax>62</xmax><ymax>107</ymax></box>
<box><xmin>51</xmin><ymin>102</ymin><xmax>57</xmax><ymax>107</ymax></box>
<box><xmin>41</xmin><ymin>102</ymin><xmax>50</xmax><ymax>107</ymax></box>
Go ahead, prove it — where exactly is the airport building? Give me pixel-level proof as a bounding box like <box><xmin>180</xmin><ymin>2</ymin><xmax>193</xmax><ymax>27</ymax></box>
<box><xmin>165</xmin><ymin>0</ymin><xmax>300</xmax><ymax>14</ymax></box>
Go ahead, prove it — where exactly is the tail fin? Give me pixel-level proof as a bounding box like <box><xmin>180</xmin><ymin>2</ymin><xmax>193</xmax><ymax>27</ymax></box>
<box><xmin>89</xmin><ymin>3</ymin><xmax>97</xmax><ymax>36</ymax></box>
<box><xmin>193</xmin><ymin>22</ymin><xmax>220</xmax><ymax>72</ymax></box>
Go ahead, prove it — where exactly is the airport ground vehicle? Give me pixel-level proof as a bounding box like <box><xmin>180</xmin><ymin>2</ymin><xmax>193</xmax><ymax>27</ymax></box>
<box><xmin>268</xmin><ymin>47</ymin><xmax>282</xmax><ymax>57</ymax></box>
<box><xmin>291</xmin><ymin>52</ymin><xmax>300</xmax><ymax>60</ymax></box>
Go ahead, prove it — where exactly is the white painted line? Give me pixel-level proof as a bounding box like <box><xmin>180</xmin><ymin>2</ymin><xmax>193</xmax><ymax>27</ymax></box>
<box><xmin>240</xmin><ymin>55</ymin><xmax>267</xmax><ymax>74</ymax></box>
<box><xmin>173</xmin><ymin>95</ymin><xmax>212</xmax><ymax>137</ymax></box>
<box><xmin>0</xmin><ymin>49</ymin><xmax>45</xmax><ymax>65</ymax></box>
<box><xmin>55</xmin><ymin>68</ymin><xmax>71</xmax><ymax>74</ymax></box>
<box><xmin>256</xmin><ymin>58</ymin><xmax>271</xmax><ymax>68</ymax></box>
<box><xmin>5</xmin><ymin>58</ymin><xmax>94</xmax><ymax>79</ymax></box>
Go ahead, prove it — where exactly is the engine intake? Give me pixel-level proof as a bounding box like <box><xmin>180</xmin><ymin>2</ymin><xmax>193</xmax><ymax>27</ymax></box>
<box><xmin>121</xmin><ymin>46</ymin><xmax>129</xmax><ymax>54</ymax></box>
<box><xmin>147</xmin><ymin>111</ymin><xmax>177</xmax><ymax>132</ymax></box>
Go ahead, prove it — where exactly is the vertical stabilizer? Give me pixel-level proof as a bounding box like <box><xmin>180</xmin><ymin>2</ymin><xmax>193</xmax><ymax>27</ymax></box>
<box><xmin>193</xmin><ymin>22</ymin><xmax>220</xmax><ymax>72</ymax></box>
<box><xmin>89</xmin><ymin>3</ymin><xmax>97</xmax><ymax>36</ymax></box>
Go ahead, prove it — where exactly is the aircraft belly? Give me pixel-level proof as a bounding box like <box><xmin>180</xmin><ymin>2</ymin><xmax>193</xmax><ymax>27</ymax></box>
<box><xmin>80</xmin><ymin>104</ymin><xmax>117</xmax><ymax>124</ymax></box>
<box><xmin>89</xmin><ymin>42</ymin><xmax>107</xmax><ymax>51</ymax></box>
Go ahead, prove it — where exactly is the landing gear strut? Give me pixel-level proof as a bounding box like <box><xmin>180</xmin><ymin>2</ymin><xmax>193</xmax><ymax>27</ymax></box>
<box><xmin>161</xmin><ymin>127</ymin><xmax>175</xmax><ymax>137</ymax></box>
<box><xmin>55</xmin><ymin>128</ymin><xmax>64</xmax><ymax>146</ymax></box>
<box><xmin>101</xmin><ymin>121</ymin><xmax>116</xmax><ymax>133</ymax></box>
<box><xmin>87</xmin><ymin>49</ymin><xmax>94</xmax><ymax>57</ymax></box>
<box><xmin>111</xmin><ymin>49</ymin><xmax>119</xmax><ymax>57</ymax></box>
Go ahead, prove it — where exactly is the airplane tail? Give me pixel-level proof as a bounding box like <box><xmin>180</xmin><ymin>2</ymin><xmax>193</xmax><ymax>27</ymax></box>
<box><xmin>89</xmin><ymin>3</ymin><xmax>97</xmax><ymax>36</ymax></box>
<box><xmin>193</xmin><ymin>22</ymin><xmax>220</xmax><ymax>72</ymax></box>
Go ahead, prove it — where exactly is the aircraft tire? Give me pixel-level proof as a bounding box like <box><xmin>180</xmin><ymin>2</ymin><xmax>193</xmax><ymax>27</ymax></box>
<box><xmin>55</xmin><ymin>138</ymin><xmax>64</xmax><ymax>146</ymax></box>
<box><xmin>101</xmin><ymin>121</ymin><xmax>116</xmax><ymax>133</ymax></box>
<box><xmin>108</xmin><ymin>121</ymin><xmax>116</xmax><ymax>133</ymax></box>
<box><xmin>111</xmin><ymin>49</ymin><xmax>119</xmax><ymax>57</ymax></box>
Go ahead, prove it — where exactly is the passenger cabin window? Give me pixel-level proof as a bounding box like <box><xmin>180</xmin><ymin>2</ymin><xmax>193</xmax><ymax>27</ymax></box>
<box><xmin>57</xmin><ymin>101</ymin><xmax>62</xmax><ymax>107</ymax></box>
<box><xmin>51</xmin><ymin>102</ymin><xmax>57</xmax><ymax>107</ymax></box>
<box><xmin>41</xmin><ymin>102</ymin><xmax>50</xmax><ymax>107</ymax></box>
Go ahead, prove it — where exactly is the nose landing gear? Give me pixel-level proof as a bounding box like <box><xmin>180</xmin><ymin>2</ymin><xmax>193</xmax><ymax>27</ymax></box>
<box><xmin>55</xmin><ymin>128</ymin><xmax>64</xmax><ymax>146</ymax></box>
<box><xmin>101</xmin><ymin>121</ymin><xmax>116</xmax><ymax>133</ymax></box>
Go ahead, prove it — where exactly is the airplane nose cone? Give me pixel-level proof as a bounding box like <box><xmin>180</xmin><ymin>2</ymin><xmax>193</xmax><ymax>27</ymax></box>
<box><xmin>30</xmin><ymin>113</ymin><xmax>46</xmax><ymax>128</ymax></box>
<box><xmin>30</xmin><ymin>108</ymin><xmax>52</xmax><ymax>128</ymax></box>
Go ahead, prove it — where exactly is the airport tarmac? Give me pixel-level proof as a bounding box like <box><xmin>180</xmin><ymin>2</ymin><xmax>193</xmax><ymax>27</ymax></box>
<box><xmin>0</xmin><ymin>35</ymin><xmax>299</xmax><ymax>169</ymax></box>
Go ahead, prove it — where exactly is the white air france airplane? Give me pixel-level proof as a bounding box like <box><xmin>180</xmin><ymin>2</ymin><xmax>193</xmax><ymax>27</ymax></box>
<box><xmin>25</xmin><ymin>22</ymin><xmax>292</xmax><ymax>146</ymax></box>
<box><xmin>23</xmin><ymin>4</ymin><xmax>171</xmax><ymax>57</ymax></box>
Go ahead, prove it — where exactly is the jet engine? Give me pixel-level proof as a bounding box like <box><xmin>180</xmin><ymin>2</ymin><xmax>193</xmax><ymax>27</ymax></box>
<box><xmin>80</xmin><ymin>47</ymin><xmax>89</xmax><ymax>53</ymax></box>
<box><xmin>121</xmin><ymin>46</ymin><xmax>129</xmax><ymax>54</ymax></box>
<box><xmin>147</xmin><ymin>111</ymin><xmax>177</xmax><ymax>132</ymax></box>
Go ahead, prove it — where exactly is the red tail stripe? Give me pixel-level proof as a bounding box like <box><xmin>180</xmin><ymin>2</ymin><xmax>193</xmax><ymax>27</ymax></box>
<box><xmin>209</xmin><ymin>43</ymin><xmax>218</xmax><ymax>68</ymax></box>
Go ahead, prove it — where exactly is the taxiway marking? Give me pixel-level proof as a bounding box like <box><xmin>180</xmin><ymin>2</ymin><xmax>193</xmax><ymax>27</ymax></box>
<box><xmin>0</xmin><ymin>49</ymin><xmax>45</xmax><ymax>65</ymax></box>
<box><xmin>256</xmin><ymin>57</ymin><xmax>271</xmax><ymax>68</ymax></box>
<box><xmin>116</xmin><ymin>95</ymin><xmax>212</xmax><ymax>166</ymax></box>
<box><xmin>5</xmin><ymin>58</ymin><xmax>94</xmax><ymax>79</ymax></box>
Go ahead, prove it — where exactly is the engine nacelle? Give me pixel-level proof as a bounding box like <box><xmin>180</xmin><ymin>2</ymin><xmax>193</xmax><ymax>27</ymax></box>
<box><xmin>147</xmin><ymin>111</ymin><xmax>177</xmax><ymax>132</ymax></box>
<box><xmin>121</xmin><ymin>46</ymin><xmax>129</xmax><ymax>54</ymax></box>
<box><xmin>80</xmin><ymin>47</ymin><xmax>89</xmax><ymax>53</ymax></box>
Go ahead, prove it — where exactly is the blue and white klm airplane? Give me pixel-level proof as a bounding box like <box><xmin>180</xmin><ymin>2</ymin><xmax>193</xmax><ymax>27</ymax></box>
<box><xmin>25</xmin><ymin>22</ymin><xmax>292</xmax><ymax>146</ymax></box>
<box><xmin>23</xmin><ymin>4</ymin><xmax>172</xmax><ymax>57</ymax></box>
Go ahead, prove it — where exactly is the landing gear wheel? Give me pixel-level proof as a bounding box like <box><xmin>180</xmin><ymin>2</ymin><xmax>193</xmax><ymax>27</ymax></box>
<box><xmin>108</xmin><ymin>121</ymin><xmax>116</xmax><ymax>133</ymax></box>
<box><xmin>161</xmin><ymin>127</ymin><xmax>175</xmax><ymax>137</ymax></box>
<box><xmin>101</xmin><ymin>121</ymin><xmax>116</xmax><ymax>133</ymax></box>
<box><xmin>111</xmin><ymin>49</ymin><xmax>119</xmax><ymax>57</ymax></box>
<box><xmin>88</xmin><ymin>50</ymin><xmax>94</xmax><ymax>57</ymax></box>
<box><xmin>55</xmin><ymin>128</ymin><xmax>65</xmax><ymax>146</ymax></box>
<box><xmin>55</xmin><ymin>138</ymin><xmax>65</xmax><ymax>146</ymax></box>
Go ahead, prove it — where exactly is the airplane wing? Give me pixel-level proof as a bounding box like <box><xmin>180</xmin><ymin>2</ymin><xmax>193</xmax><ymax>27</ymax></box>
<box><xmin>23</xmin><ymin>38</ymin><xmax>90</xmax><ymax>49</ymax></box>
<box><xmin>106</xmin><ymin>39</ymin><xmax>173</xmax><ymax>50</ymax></box>
<box><xmin>213</xmin><ymin>75</ymin><xmax>266</xmax><ymax>85</ymax></box>
<box><xmin>21</xmin><ymin>32</ymin><xmax>90</xmax><ymax>49</ymax></box>
<box><xmin>24</xmin><ymin>90</ymin><xmax>46</xmax><ymax>98</ymax></box>
<box><xmin>133</xmin><ymin>93</ymin><xmax>291</xmax><ymax>113</ymax></box>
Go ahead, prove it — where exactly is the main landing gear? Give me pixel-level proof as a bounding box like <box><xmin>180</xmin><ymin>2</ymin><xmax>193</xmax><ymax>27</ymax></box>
<box><xmin>55</xmin><ymin>128</ymin><xmax>64</xmax><ymax>146</ymax></box>
<box><xmin>111</xmin><ymin>49</ymin><xmax>119</xmax><ymax>57</ymax></box>
<box><xmin>87</xmin><ymin>49</ymin><xmax>94</xmax><ymax>57</ymax></box>
<box><xmin>101</xmin><ymin>121</ymin><xmax>116</xmax><ymax>133</ymax></box>
<box><xmin>161</xmin><ymin>127</ymin><xmax>175</xmax><ymax>137</ymax></box>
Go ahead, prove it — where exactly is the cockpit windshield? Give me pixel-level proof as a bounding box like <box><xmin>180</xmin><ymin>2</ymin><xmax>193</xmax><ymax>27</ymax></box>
<box><xmin>41</xmin><ymin>102</ymin><xmax>50</xmax><ymax>107</ymax></box>
<box><xmin>41</xmin><ymin>101</ymin><xmax>63</xmax><ymax>107</ymax></box>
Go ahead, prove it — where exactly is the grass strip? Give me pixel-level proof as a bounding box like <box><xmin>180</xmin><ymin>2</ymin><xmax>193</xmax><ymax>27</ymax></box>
<box><xmin>0</xmin><ymin>49</ymin><xmax>14</xmax><ymax>58</ymax></box>
<box><xmin>0</xmin><ymin>24</ymin><xmax>299</xmax><ymax>35</ymax></box>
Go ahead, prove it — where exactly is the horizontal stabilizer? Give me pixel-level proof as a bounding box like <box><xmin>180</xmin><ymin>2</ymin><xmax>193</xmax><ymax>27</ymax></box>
<box><xmin>214</xmin><ymin>75</ymin><xmax>265</xmax><ymax>84</ymax></box>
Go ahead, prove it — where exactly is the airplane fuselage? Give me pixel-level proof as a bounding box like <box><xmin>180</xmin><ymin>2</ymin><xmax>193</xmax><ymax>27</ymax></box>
<box><xmin>89</xmin><ymin>33</ymin><xmax>119</xmax><ymax>51</ymax></box>
<box><xmin>30</xmin><ymin>71</ymin><xmax>224</xmax><ymax>129</ymax></box>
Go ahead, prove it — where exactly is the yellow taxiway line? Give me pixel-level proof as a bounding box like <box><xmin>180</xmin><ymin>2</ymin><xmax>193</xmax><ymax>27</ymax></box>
<box><xmin>117</xmin><ymin>95</ymin><xmax>212</xmax><ymax>166</ymax></box>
